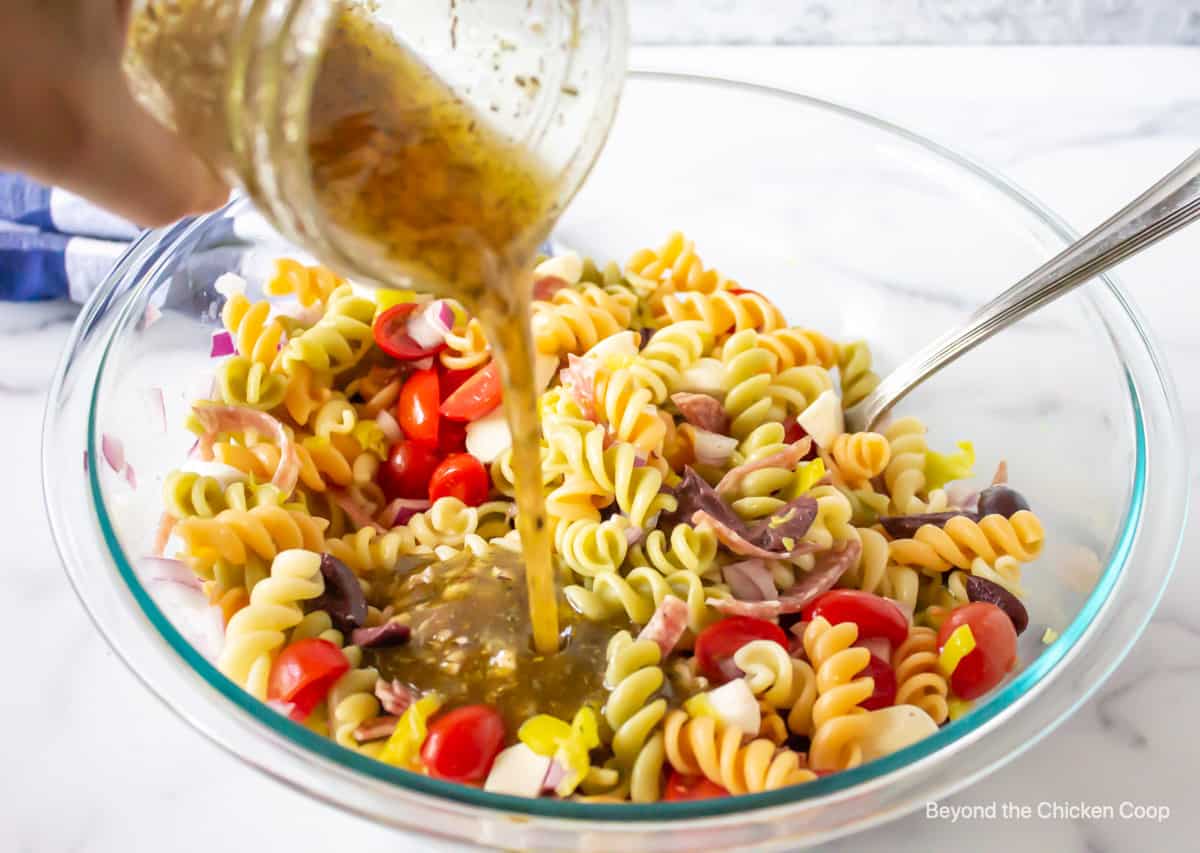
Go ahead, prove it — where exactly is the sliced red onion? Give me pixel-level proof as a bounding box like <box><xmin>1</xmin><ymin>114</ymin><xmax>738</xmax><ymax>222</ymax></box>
<box><xmin>623</xmin><ymin>524</ymin><xmax>645</xmax><ymax>546</ymax></box>
<box><xmin>407</xmin><ymin>300</ymin><xmax>455</xmax><ymax>350</ymax></box>
<box><xmin>376</xmin><ymin>410</ymin><xmax>403</xmax><ymax>444</ymax></box>
<box><xmin>723</xmin><ymin>559</ymin><xmax>778</xmax><ymax>602</ymax></box>
<box><xmin>541</xmin><ymin>759</ymin><xmax>568</xmax><ymax>794</ymax></box>
<box><xmin>123</xmin><ymin>463</ymin><xmax>138</xmax><ymax>489</ymax></box>
<box><xmin>381</xmin><ymin>497</ymin><xmax>431</xmax><ymax>528</ymax></box>
<box><xmin>145</xmin><ymin>387</ymin><xmax>167</xmax><ymax>433</ymax></box>
<box><xmin>890</xmin><ymin>597</ymin><xmax>916</xmax><ymax>625</ymax></box>
<box><xmin>691</xmin><ymin>428</ymin><xmax>738</xmax><ymax>467</ymax></box>
<box><xmin>856</xmin><ymin>636</ymin><xmax>893</xmax><ymax>662</ymax></box>
<box><xmin>141</xmin><ymin>556</ymin><xmax>201</xmax><ymax>590</ymax></box>
<box><xmin>412</xmin><ymin>356</ymin><xmax>434</xmax><ymax>371</ymax></box>
<box><xmin>101</xmin><ymin>433</ymin><xmax>125</xmax><ymax>473</ymax></box>
<box><xmin>210</xmin><ymin>330</ymin><xmax>235</xmax><ymax>358</ymax></box>
<box><xmin>142</xmin><ymin>303</ymin><xmax>162</xmax><ymax>329</ymax></box>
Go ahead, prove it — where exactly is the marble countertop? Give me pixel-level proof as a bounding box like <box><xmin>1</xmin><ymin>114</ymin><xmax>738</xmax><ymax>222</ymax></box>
<box><xmin>8</xmin><ymin>46</ymin><xmax>1199</xmax><ymax>852</ymax></box>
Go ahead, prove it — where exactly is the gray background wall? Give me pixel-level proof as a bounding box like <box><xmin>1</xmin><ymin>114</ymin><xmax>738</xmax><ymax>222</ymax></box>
<box><xmin>631</xmin><ymin>0</ymin><xmax>1200</xmax><ymax>44</ymax></box>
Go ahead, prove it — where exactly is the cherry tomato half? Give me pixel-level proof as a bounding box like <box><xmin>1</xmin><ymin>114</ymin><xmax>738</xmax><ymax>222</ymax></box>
<box><xmin>429</xmin><ymin>453</ymin><xmax>489</xmax><ymax>506</ymax></box>
<box><xmin>438</xmin><ymin>364</ymin><xmax>478</xmax><ymax>401</ymax></box>
<box><xmin>420</xmin><ymin>704</ymin><xmax>506</xmax><ymax>783</ymax></box>
<box><xmin>373</xmin><ymin>303</ymin><xmax>447</xmax><ymax>361</ymax></box>
<box><xmin>856</xmin><ymin>653</ymin><xmax>897</xmax><ymax>710</ymax></box>
<box><xmin>802</xmin><ymin>590</ymin><xmax>909</xmax><ymax>648</ymax></box>
<box><xmin>438</xmin><ymin>419</ymin><xmax>468</xmax><ymax>455</ymax></box>
<box><xmin>937</xmin><ymin>602</ymin><xmax>1018</xmax><ymax>700</ymax></box>
<box><xmin>440</xmin><ymin>362</ymin><xmax>502</xmax><ymax>421</ymax></box>
<box><xmin>694</xmin><ymin>616</ymin><xmax>789</xmax><ymax>684</ymax></box>
<box><xmin>267</xmin><ymin>638</ymin><xmax>349</xmax><ymax>722</ymax></box>
<box><xmin>378</xmin><ymin>439</ymin><xmax>442</xmax><ymax>501</ymax></box>
<box><xmin>397</xmin><ymin>368</ymin><xmax>440</xmax><ymax>445</ymax></box>
<box><xmin>664</xmin><ymin>770</ymin><xmax>729</xmax><ymax>801</ymax></box>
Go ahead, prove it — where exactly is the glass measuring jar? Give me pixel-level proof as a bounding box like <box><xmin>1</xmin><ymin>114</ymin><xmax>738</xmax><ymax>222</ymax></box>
<box><xmin>123</xmin><ymin>0</ymin><xmax>629</xmax><ymax>292</ymax></box>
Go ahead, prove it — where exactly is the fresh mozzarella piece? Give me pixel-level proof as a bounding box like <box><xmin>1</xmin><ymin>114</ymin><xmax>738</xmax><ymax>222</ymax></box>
<box><xmin>684</xmin><ymin>679</ymin><xmax>760</xmax><ymax>736</ymax></box>
<box><xmin>484</xmin><ymin>744</ymin><xmax>552</xmax><ymax>798</ymax></box>
<box><xmin>179</xmin><ymin>459</ymin><xmax>248</xmax><ymax>488</ymax></box>
<box><xmin>534</xmin><ymin>251</ymin><xmax>583</xmax><ymax>285</ymax></box>
<box><xmin>465</xmin><ymin>408</ymin><xmax>512</xmax><ymax>463</ymax></box>
<box><xmin>796</xmin><ymin>389</ymin><xmax>844</xmax><ymax>449</ymax></box>
<box><xmin>677</xmin><ymin>358</ymin><xmax>727</xmax><ymax>397</ymax></box>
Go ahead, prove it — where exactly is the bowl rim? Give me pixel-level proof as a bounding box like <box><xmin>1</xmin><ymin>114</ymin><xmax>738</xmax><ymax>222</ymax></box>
<box><xmin>45</xmin><ymin>68</ymin><xmax>1188</xmax><ymax>835</ymax></box>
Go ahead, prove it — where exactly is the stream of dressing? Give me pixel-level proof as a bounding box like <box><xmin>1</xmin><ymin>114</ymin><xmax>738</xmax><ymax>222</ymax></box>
<box><xmin>307</xmin><ymin>10</ymin><xmax>562</xmax><ymax>653</ymax></box>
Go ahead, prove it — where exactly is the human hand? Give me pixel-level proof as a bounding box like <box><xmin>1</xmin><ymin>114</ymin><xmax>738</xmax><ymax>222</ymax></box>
<box><xmin>0</xmin><ymin>1</ymin><xmax>229</xmax><ymax>226</ymax></box>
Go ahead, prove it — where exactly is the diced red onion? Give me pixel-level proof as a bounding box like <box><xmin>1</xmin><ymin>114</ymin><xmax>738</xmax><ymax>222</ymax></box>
<box><xmin>623</xmin><ymin>525</ymin><xmax>645</xmax><ymax>546</ymax></box>
<box><xmin>692</xmin><ymin>428</ymin><xmax>738</xmax><ymax>467</ymax></box>
<box><xmin>541</xmin><ymin>759</ymin><xmax>568</xmax><ymax>794</ymax></box>
<box><xmin>209</xmin><ymin>330</ymin><xmax>235</xmax><ymax>358</ymax></box>
<box><xmin>141</xmin><ymin>556</ymin><xmax>201</xmax><ymax>590</ymax></box>
<box><xmin>142</xmin><ymin>303</ymin><xmax>162</xmax><ymax>329</ymax></box>
<box><xmin>412</xmin><ymin>356</ymin><xmax>434</xmax><ymax>371</ymax></box>
<box><xmin>146</xmin><ymin>387</ymin><xmax>167</xmax><ymax>433</ymax></box>
<box><xmin>856</xmin><ymin>636</ymin><xmax>893</xmax><ymax>662</ymax></box>
<box><xmin>123</xmin><ymin>463</ymin><xmax>138</xmax><ymax>489</ymax></box>
<box><xmin>82</xmin><ymin>450</ymin><xmax>88</xmax><ymax>473</ymax></box>
<box><xmin>407</xmin><ymin>300</ymin><xmax>454</xmax><ymax>350</ymax></box>
<box><xmin>101</xmin><ymin>433</ymin><xmax>125</xmax><ymax>473</ymax></box>
<box><xmin>376</xmin><ymin>410</ymin><xmax>403</xmax><ymax>444</ymax></box>
<box><xmin>723</xmin><ymin>559</ymin><xmax>777</xmax><ymax>602</ymax></box>
<box><xmin>381</xmin><ymin>497</ymin><xmax>431</xmax><ymax>528</ymax></box>
<box><xmin>266</xmin><ymin>699</ymin><xmax>296</xmax><ymax>718</ymax></box>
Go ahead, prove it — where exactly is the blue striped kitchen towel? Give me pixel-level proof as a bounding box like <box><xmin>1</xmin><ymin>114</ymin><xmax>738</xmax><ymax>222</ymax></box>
<box><xmin>0</xmin><ymin>172</ymin><xmax>141</xmax><ymax>302</ymax></box>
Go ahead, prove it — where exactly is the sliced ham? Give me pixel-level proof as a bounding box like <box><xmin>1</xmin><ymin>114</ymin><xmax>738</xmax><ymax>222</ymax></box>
<box><xmin>191</xmin><ymin>404</ymin><xmax>299</xmax><ymax>494</ymax></box>
<box><xmin>671</xmin><ymin>392</ymin><xmax>730</xmax><ymax>435</ymax></box>
<box><xmin>354</xmin><ymin>715</ymin><xmax>400</xmax><ymax>743</ymax></box>
<box><xmin>559</xmin><ymin>354</ymin><xmax>599</xmax><ymax>421</ymax></box>
<box><xmin>709</xmin><ymin>539</ymin><xmax>862</xmax><ymax>618</ymax></box>
<box><xmin>715</xmin><ymin>438</ymin><xmax>812</xmax><ymax>497</ymax></box>
<box><xmin>637</xmin><ymin>595</ymin><xmax>689</xmax><ymax>655</ymax></box>
<box><xmin>374</xmin><ymin>680</ymin><xmax>419</xmax><ymax>716</ymax></box>
<box><xmin>722</xmin><ymin>559</ymin><xmax>777</xmax><ymax>602</ymax></box>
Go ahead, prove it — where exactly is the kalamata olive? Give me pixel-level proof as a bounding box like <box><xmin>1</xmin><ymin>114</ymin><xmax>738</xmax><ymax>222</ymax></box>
<box><xmin>878</xmin><ymin>511</ymin><xmax>979</xmax><ymax>539</ymax></box>
<box><xmin>964</xmin><ymin>575</ymin><xmax>1029</xmax><ymax>635</ymax></box>
<box><xmin>350</xmin><ymin>621</ymin><xmax>412</xmax><ymax>649</ymax></box>
<box><xmin>977</xmin><ymin>485</ymin><xmax>1031</xmax><ymax>518</ymax></box>
<box><xmin>310</xmin><ymin>554</ymin><xmax>368</xmax><ymax>632</ymax></box>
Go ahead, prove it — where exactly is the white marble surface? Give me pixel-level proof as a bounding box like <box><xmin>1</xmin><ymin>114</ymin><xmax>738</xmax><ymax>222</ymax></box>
<box><xmin>631</xmin><ymin>0</ymin><xmax>1200</xmax><ymax>44</ymax></box>
<box><xmin>8</xmin><ymin>46</ymin><xmax>1200</xmax><ymax>852</ymax></box>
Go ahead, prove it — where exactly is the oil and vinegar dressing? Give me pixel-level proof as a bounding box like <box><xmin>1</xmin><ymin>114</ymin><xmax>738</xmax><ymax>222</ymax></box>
<box><xmin>307</xmin><ymin>9</ymin><xmax>563</xmax><ymax>654</ymax></box>
<box><xmin>130</xmin><ymin>3</ymin><xmax>570</xmax><ymax>657</ymax></box>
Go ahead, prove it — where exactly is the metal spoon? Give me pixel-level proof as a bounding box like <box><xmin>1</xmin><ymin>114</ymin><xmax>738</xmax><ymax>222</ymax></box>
<box><xmin>844</xmin><ymin>149</ymin><xmax>1200</xmax><ymax>433</ymax></box>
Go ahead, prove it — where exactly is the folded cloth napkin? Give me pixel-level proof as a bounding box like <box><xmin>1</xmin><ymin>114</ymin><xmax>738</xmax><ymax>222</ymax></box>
<box><xmin>0</xmin><ymin>172</ymin><xmax>143</xmax><ymax>302</ymax></box>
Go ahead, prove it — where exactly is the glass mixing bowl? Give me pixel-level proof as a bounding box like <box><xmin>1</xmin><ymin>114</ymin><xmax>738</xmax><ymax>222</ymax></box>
<box><xmin>43</xmin><ymin>72</ymin><xmax>1187</xmax><ymax>850</ymax></box>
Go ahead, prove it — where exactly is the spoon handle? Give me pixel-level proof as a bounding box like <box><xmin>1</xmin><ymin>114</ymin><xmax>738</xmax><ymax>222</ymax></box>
<box><xmin>846</xmin><ymin>148</ymin><xmax>1200</xmax><ymax>433</ymax></box>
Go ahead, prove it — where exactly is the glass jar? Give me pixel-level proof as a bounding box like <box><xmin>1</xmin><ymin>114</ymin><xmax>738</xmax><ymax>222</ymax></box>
<box><xmin>123</xmin><ymin>0</ymin><xmax>629</xmax><ymax>291</ymax></box>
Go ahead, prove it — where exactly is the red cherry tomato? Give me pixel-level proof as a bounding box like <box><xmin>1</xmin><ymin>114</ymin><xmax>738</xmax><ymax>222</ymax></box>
<box><xmin>438</xmin><ymin>364</ymin><xmax>478</xmax><ymax>401</ymax></box>
<box><xmin>802</xmin><ymin>590</ymin><xmax>909</xmax><ymax>648</ymax></box>
<box><xmin>397</xmin><ymin>368</ymin><xmax>440</xmax><ymax>445</ymax></box>
<box><xmin>694</xmin><ymin>616</ymin><xmax>789</xmax><ymax>684</ymax></box>
<box><xmin>267</xmin><ymin>638</ymin><xmax>349</xmax><ymax>722</ymax></box>
<box><xmin>420</xmin><ymin>705</ymin><xmax>506</xmax><ymax>783</ymax></box>
<box><xmin>937</xmin><ymin>602</ymin><xmax>1018</xmax><ymax>700</ymax></box>
<box><xmin>438</xmin><ymin>419</ymin><xmax>468</xmax><ymax>454</ymax></box>
<box><xmin>856</xmin><ymin>653</ymin><xmax>897</xmax><ymax>710</ymax></box>
<box><xmin>378</xmin><ymin>439</ymin><xmax>442</xmax><ymax>501</ymax></box>
<box><xmin>664</xmin><ymin>770</ymin><xmax>729</xmax><ymax>801</ymax></box>
<box><xmin>429</xmin><ymin>453</ymin><xmax>490</xmax><ymax>506</ymax></box>
<box><xmin>440</xmin><ymin>361</ymin><xmax>502</xmax><ymax>421</ymax></box>
<box><xmin>373</xmin><ymin>303</ymin><xmax>447</xmax><ymax>361</ymax></box>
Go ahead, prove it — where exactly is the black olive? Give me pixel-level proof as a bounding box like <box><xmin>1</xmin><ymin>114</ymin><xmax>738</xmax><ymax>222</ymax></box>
<box><xmin>878</xmin><ymin>511</ymin><xmax>980</xmax><ymax>539</ymax></box>
<box><xmin>977</xmin><ymin>485</ymin><xmax>1031</xmax><ymax>518</ymax></box>
<box><xmin>310</xmin><ymin>554</ymin><xmax>368</xmax><ymax>633</ymax></box>
<box><xmin>964</xmin><ymin>575</ymin><xmax>1029</xmax><ymax>635</ymax></box>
